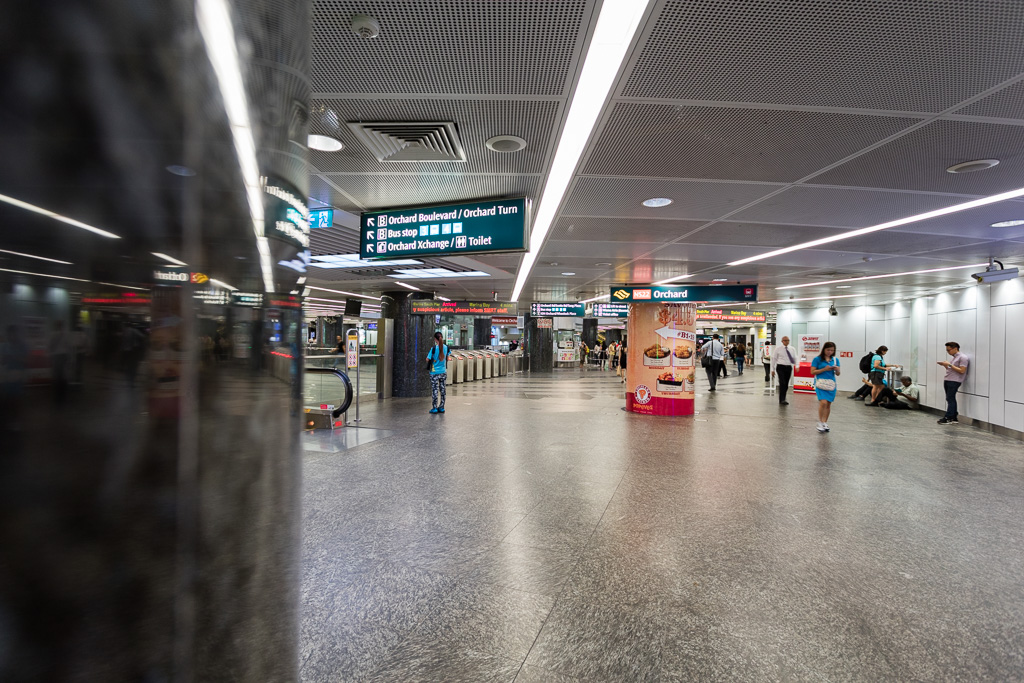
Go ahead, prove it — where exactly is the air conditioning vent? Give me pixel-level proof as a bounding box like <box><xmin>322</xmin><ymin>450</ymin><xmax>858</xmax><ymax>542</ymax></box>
<box><xmin>347</xmin><ymin>121</ymin><xmax>467</xmax><ymax>162</ymax></box>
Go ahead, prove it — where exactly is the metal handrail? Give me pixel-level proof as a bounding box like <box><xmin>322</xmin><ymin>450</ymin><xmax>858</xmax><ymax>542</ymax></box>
<box><xmin>304</xmin><ymin>367</ymin><xmax>353</xmax><ymax>418</ymax></box>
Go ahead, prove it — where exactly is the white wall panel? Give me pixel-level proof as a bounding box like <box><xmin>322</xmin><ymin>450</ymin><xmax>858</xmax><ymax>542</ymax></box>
<box><xmin>1004</xmin><ymin>303</ymin><xmax>1024</xmax><ymax>405</ymax></box>
<box><xmin>989</xmin><ymin>305</ymin><xmax>1006</xmax><ymax>427</ymax></box>
<box><xmin>1004</xmin><ymin>401</ymin><xmax>1024</xmax><ymax>432</ymax></box>
<box><xmin>972</xmin><ymin>285</ymin><xmax>991</xmax><ymax>398</ymax></box>
<box><xmin>924</xmin><ymin>313</ymin><xmax>943</xmax><ymax>411</ymax></box>
<box><xmin>990</xmin><ymin>277</ymin><xmax>1024</xmax><ymax>307</ymax></box>
<box><xmin>949</xmin><ymin>308</ymin><xmax>978</xmax><ymax>396</ymax></box>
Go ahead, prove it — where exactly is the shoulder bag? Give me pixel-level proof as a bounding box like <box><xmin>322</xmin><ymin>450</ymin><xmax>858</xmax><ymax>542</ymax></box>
<box><xmin>814</xmin><ymin>360</ymin><xmax>836</xmax><ymax>391</ymax></box>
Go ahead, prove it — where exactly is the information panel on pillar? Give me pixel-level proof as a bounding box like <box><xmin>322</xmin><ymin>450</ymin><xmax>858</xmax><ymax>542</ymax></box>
<box><xmin>360</xmin><ymin>197</ymin><xmax>528</xmax><ymax>259</ymax></box>
<box><xmin>530</xmin><ymin>303</ymin><xmax>585</xmax><ymax>317</ymax></box>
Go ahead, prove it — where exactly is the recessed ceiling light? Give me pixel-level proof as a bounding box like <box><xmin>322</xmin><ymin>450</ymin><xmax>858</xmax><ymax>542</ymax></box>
<box><xmin>642</xmin><ymin>197</ymin><xmax>673</xmax><ymax>207</ymax></box>
<box><xmin>595</xmin><ymin>262</ymin><xmax>612</xmax><ymax>267</ymax></box>
<box><xmin>991</xmin><ymin>219</ymin><xmax>1024</xmax><ymax>227</ymax></box>
<box><xmin>549</xmin><ymin>262</ymin><xmax>559</xmax><ymax>267</ymax></box>
<box><xmin>561</xmin><ymin>272</ymin><xmax>576</xmax><ymax>276</ymax></box>
<box><xmin>166</xmin><ymin>165</ymin><xmax>196</xmax><ymax>176</ymax></box>
<box><xmin>308</xmin><ymin>134</ymin><xmax>344</xmax><ymax>152</ymax></box>
<box><xmin>485</xmin><ymin>135</ymin><xmax>527</xmax><ymax>153</ymax></box>
<box><xmin>835</xmin><ymin>285</ymin><xmax>852</xmax><ymax>289</ymax></box>
<box><xmin>946</xmin><ymin>159</ymin><xmax>999</xmax><ymax>174</ymax></box>
<box><xmin>712</xmin><ymin>278</ymin><xmax>728</xmax><ymax>282</ymax></box>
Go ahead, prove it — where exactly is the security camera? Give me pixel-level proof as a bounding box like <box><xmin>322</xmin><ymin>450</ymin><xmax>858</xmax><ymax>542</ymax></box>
<box><xmin>351</xmin><ymin>14</ymin><xmax>381</xmax><ymax>39</ymax></box>
<box><xmin>828</xmin><ymin>304</ymin><xmax>838</xmax><ymax>316</ymax></box>
<box><xmin>972</xmin><ymin>260</ymin><xmax>1018</xmax><ymax>283</ymax></box>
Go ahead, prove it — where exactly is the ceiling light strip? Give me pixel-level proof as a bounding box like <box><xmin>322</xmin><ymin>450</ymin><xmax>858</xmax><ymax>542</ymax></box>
<box><xmin>394</xmin><ymin>281</ymin><xmax>420</xmax><ymax>291</ymax></box>
<box><xmin>510</xmin><ymin>0</ymin><xmax>652</xmax><ymax>302</ymax></box>
<box><xmin>759</xmin><ymin>293</ymin><xmax>865</xmax><ymax>304</ymax></box>
<box><xmin>304</xmin><ymin>285</ymin><xmax>380</xmax><ymax>300</ymax></box>
<box><xmin>774</xmin><ymin>263</ymin><xmax>989</xmax><ymax>290</ymax></box>
<box><xmin>152</xmin><ymin>252</ymin><xmax>188</xmax><ymax>266</ymax></box>
<box><xmin>578</xmin><ymin>293</ymin><xmax>610</xmax><ymax>303</ymax></box>
<box><xmin>0</xmin><ymin>193</ymin><xmax>121</xmax><ymax>239</ymax></box>
<box><xmin>728</xmin><ymin>187</ymin><xmax>1024</xmax><ymax>267</ymax></box>
<box><xmin>0</xmin><ymin>248</ymin><xmax>72</xmax><ymax>265</ymax></box>
<box><xmin>653</xmin><ymin>274</ymin><xmax>694</xmax><ymax>285</ymax></box>
<box><xmin>196</xmin><ymin>0</ymin><xmax>274</xmax><ymax>293</ymax></box>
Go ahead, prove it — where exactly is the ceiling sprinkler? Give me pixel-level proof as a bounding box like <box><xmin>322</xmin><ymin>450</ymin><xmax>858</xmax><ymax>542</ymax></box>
<box><xmin>351</xmin><ymin>14</ymin><xmax>381</xmax><ymax>39</ymax></box>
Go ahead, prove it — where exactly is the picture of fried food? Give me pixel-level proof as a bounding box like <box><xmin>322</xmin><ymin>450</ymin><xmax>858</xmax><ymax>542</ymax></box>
<box><xmin>686</xmin><ymin>372</ymin><xmax>695</xmax><ymax>382</ymax></box>
<box><xmin>657</xmin><ymin>371</ymin><xmax>676</xmax><ymax>382</ymax></box>
<box><xmin>673</xmin><ymin>345</ymin><xmax>692</xmax><ymax>358</ymax></box>
<box><xmin>644</xmin><ymin>344</ymin><xmax>670</xmax><ymax>358</ymax></box>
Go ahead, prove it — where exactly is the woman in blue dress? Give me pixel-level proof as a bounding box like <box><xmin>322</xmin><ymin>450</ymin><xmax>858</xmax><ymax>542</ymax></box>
<box><xmin>811</xmin><ymin>341</ymin><xmax>840</xmax><ymax>433</ymax></box>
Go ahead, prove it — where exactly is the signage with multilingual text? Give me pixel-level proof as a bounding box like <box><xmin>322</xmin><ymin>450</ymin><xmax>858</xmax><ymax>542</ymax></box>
<box><xmin>593</xmin><ymin>302</ymin><xmax>629</xmax><ymax>317</ymax></box>
<box><xmin>530</xmin><ymin>302</ymin><xmax>585</xmax><ymax>317</ymax></box>
<box><xmin>695</xmin><ymin>309</ymin><xmax>765</xmax><ymax>323</ymax></box>
<box><xmin>409</xmin><ymin>300</ymin><xmax>517</xmax><ymax>316</ymax></box>
<box><xmin>361</xmin><ymin>197</ymin><xmax>528</xmax><ymax>259</ymax></box>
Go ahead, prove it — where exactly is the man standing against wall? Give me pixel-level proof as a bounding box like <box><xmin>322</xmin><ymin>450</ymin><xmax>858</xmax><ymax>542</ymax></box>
<box><xmin>937</xmin><ymin>341</ymin><xmax>969</xmax><ymax>425</ymax></box>
<box><xmin>771</xmin><ymin>335</ymin><xmax>796</xmax><ymax>405</ymax></box>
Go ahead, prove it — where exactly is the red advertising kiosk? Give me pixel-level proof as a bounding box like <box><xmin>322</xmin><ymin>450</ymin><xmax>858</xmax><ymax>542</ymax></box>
<box><xmin>793</xmin><ymin>334</ymin><xmax>823</xmax><ymax>394</ymax></box>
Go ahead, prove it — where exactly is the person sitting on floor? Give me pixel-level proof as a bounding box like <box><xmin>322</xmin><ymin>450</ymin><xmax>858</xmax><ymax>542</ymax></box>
<box><xmin>880</xmin><ymin>376</ymin><xmax>921</xmax><ymax>410</ymax></box>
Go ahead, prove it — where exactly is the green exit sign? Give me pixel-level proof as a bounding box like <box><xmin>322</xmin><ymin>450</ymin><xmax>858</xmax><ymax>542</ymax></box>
<box><xmin>360</xmin><ymin>197</ymin><xmax>528</xmax><ymax>259</ymax></box>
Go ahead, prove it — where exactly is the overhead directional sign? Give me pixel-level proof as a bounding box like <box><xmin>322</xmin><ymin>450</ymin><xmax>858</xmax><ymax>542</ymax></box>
<box><xmin>610</xmin><ymin>285</ymin><xmax>757</xmax><ymax>303</ymax></box>
<box><xmin>360</xmin><ymin>197</ymin><xmax>528</xmax><ymax>259</ymax></box>
<box><xmin>530</xmin><ymin>302</ymin><xmax>585</xmax><ymax>317</ymax></box>
<box><xmin>593</xmin><ymin>302</ymin><xmax>629</xmax><ymax>317</ymax></box>
<box><xmin>696</xmin><ymin>308</ymin><xmax>766</xmax><ymax>322</ymax></box>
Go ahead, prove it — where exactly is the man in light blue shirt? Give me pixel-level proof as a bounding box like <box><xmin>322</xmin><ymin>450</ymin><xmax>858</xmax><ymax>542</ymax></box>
<box><xmin>700</xmin><ymin>334</ymin><xmax>726</xmax><ymax>392</ymax></box>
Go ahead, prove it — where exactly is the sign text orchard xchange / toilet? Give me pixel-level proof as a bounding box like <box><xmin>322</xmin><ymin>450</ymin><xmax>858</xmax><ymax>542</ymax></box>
<box><xmin>360</xmin><ymin>197</ymin><xmax>528</xmax><ymax>259</ymax></box>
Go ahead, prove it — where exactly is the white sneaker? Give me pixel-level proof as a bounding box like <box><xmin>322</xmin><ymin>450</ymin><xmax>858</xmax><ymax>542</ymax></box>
<box><xmin>824</xmin><ymin>423</ymin><xmax>830</xmax><ymax>432</ymax></box>
<box><xmin>816</xmin><ymin>422</ymin><xmax>826</xmax><ymax>433</ymax></box>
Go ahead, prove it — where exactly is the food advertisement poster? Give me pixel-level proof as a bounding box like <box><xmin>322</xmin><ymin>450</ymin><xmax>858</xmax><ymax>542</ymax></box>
<box><xmin>626</xmin><ymin>303</ymin><xmax>697</xmax><ymax>416</ymax></box>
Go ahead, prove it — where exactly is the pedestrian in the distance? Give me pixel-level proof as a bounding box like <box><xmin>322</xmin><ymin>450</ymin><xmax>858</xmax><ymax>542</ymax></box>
<box><xmin>700</xmin><ymin>334</ymin><xmax>725</xmax><ymax>392</ymax></box>
<box><xmin>761</xmin><ymin>344</ymin><xmax>771</xmax><ymax>381</ymax></box>
<box><xmin>867</xmin><ymin>346</ymin><xmax>902</xmax><ymax>406</ymax></box>
<box><xmin>736</xmin><ymin>342</ymin><xmax>746</xmax><ymax>375</ymax></box>
<box><xmin>620</xmin><ymin>343</ymin><xmax>627</xmax><ymax>384</ymax></box>
<box><xmin>811</xmin><ymin>341</ymin><xmax>840</xmax><ymax>432</ymax></box>
<box><xmin>425</xmin><ymin>331</ymin><xmax>450</xmax><ymax>414</ymax></box>
<box><xmin>937</xmin><ymin>341</ymin><xmax>969</xmax><ymax>425</ymax></box>
<box><xmin>770</xmin><ymin>336</ymin><xmax>796</xmax><ymax>405</ymax></box>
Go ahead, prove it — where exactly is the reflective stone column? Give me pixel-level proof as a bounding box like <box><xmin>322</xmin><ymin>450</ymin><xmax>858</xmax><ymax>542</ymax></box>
<box><xmin>473</xmin><ymin>317</ymin><xmax>492</xmax><ymax>348</ymax></box>
<box><xmin>523</xmin><ymin>315</ymin><xmax>554</xmax><ymax>373</ymax></box>
<box><xmin>0</xmin><ymin>0</ymin><xmax>309</xmax><ymax>680</ymax></box>
<box><xmin>582</xmin><ymin>318</ymin><xmax>598</xmax><ymax>350</ymax></box>
<box><xmin>381</xmin><ymin>291</ymin><xmax>436</xmax><ymax>397</ymax></box>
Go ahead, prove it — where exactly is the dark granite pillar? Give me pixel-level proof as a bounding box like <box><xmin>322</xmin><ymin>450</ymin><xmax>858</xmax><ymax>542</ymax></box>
<box><xmin>524</xmin><ymin>315</ymin><xmax>554</xmax><ymax>373</ymax></box>
<box><xmin>604</xmin><ymin>328</ymin><xmax>623</xmax><ymax>344</ymax></box>
<box><xmin>582</xmin><ymin>318</ymin><xmax>598</xmax><ymax>349</ymax></box>
<box><xmin>473</xmin><ymin>317</ymin><xmax>492</xmax><ymax>348</ymax></box>
<box><xmin>0</xmin><ymin>0</ymin><xmax>308</xmax><ymax>680</ymax></box>
<box><xmin>381</xmin><ymin>291</ymin><xmax>436</xmax><ymax>397</ymax></box>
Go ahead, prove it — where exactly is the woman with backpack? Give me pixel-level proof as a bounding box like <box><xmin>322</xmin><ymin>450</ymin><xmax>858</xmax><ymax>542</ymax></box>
<box><xmin>866</xmin><ymin>346</ymin><xmax>901</xmax><ymax>406</ymax></box>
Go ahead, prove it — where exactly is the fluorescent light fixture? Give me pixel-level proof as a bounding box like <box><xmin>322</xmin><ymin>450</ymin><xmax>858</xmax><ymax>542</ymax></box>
<box><xmin>759</xmin><ymin>293</ymin><xmax>864</xmax><ymax>304</ymax></box>
<box><xmin>510</xmin><ymin>0</ymin><xmax>651</xmax><ymax>302</ymax></box>
<box><xmin>386</xmin><ymin>268</ymin><xmax>489</xmax><ymax>279</ymax></box>
<box><xmin>774</xmin><ymin>263</ymin><xmax>987</xmax><ymax>290</ymax></box>
<box><xmin>436</xmin><ymin>296</ymin><xmax>452</xmax><ymax>301</ymax></box>
<box><xmin>835</xmin><ymin>285</ymin><xmax>852</xmax><ymax>289</ymax></box>
<box><xmin>991</xmin><ymin>219</ymin><xmax>1024</xmax><ymax>227</ymax></box>
<box><xmin>196</xmin><ymin>0</ymin><xmax>274</xmax><ymax>292</ymax></box>
<box><xmin>642</xmin><ymin>197</ymin><xmax>673</xmax><ymax>207</ymax></box>
<box><xmin>296</xmin><ymin>276</ymin><xmax>306</xmax><ymax>284</ymax></box>
<box><xmin>0</xmin><ymin>193</ymin><xmax>121</xmax><ymax>239</ymax></box>
<box><xmin>712</xmin><ymin>278</ymin><xmax>729</xmax><ymax>282</ymax></box>
<box><xmin>152</xmin><ymin>252</ymin><xmax>187</xmax><ymax>266</ymax></box>
<box><xmin>0</xmin><ymin>268</ymin><xmax>91</xmax><ymax>284</ymax></box>
<box><xmin>97</xmin><ymin>281</ymin><xmax>147</xmax><ymax>291</ymax></box>
<box><xmin>394</xmin><ymin>281</ymin><xmax>420</xmax><ymax>291</ymax></box>
<box><xmin>729</xmin><ymin>188</ymin><xmax>1024</xmax><ymax>267</ymax></box>
<box><xmin>579</xmin><ymin>293</ymin><xmax>610</xmax><ymax>303</ymax></box>
<box><xmin>306</xmin><ymin>296</ymin><xmax>350</xmax><ymax>304</ymax></box>
<box><xmin>308</xmin><ymin>134</ymin><xmax>344</xmax><ymax>152</ymax></box>
<box><xmin>209</xmin><ymin>278</ymin><xmax>238</xmax><ymax>291</ymax></box>
<box><xmin>0</xmin><ymin>248</ymin><xmax>72</xmax><ymax>265</ymax></box>
<box><xmin>561</xmin><ymin>272</ymin><xmax>576</xmax><ymax>276</ymax></box>
<box><xmin>310</xmin><ymin>253</ymin><xmax>421</xmax><ymax>269</ymax></box>
<box><xmin>653</xmin><ymin>274</ymin><xmax>693</xmax><ymax>285</ymax></box>
<box><xmin>305</xmin><ymin>285</ymin><xmax>380</xmax><ymax>301</ymax></box>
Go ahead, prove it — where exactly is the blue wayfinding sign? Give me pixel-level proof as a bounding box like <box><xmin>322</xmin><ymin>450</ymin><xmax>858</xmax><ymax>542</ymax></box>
<box><xmin>309</xmin><ymin>209</ymin><xmax>333</xmax><ymax>228</ymax></box>
<box><xmin>360</xmin><ymin>197</ymin><xmax>528</xmax><ymax>259</ymax></box>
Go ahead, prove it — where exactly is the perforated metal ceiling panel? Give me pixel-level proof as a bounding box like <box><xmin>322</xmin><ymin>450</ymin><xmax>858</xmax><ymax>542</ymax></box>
<box><xmin>811</xmin><ymin>120</ymin><xmax>1024</xmax><ymax>194</ymax></box>
<box><xmin>676</xmin><ymin>222</ymin><xmax>847</xmax><ymax>249</ymax></box>
<box><xmin>956</xmin><ymin>80</ymin><xmax>1024</xmax><ymax>120</ymax></box>
<box><xmin>550</xmin><ymin>217</ymin><xmax>708</xmax><ymax>243</ymax></box>
<box><xmin>563</xmin><ymin>177</ymin><xmax>780</xmax><ymax>221</ymax></box>
<box><xmin>311</xmin><ymin>0</ymin><xmax>594</xmax><ymax>95</ymax></box>
<box><xmin>621</xmin><ymin>0</ymin><xmax>1024</xmax><ymax>111</ymax></box>
<box><xmin>730</xmin><ymin>186</ymin><xmax>965</xmax><ymax>228</ymax></box>
<box><xmin>314</xmin><ymin>173</ymin><xmax>540</xmax><ymax>212</ymax></box>
<box><xmin>582</xmin><ymin>103</ymin><xmax>914</xmax><ymax>182</ymax></box>
<box><xmin>308</xmin><ymin>98</ymin><xmax>561</xmax><ymax>174</ymax></box>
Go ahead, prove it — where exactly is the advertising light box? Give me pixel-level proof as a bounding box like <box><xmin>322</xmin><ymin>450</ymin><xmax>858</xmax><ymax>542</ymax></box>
<box><xmin>593</xmin><ymin>302</ymin><xmax>629</xmax><ymax>317</ymax></box>
<box><xmin>530</xmin><ymin>302</ymin><xmax>585</xmax><ymax>317</ymax></box>
<box><xmin>610</xmin><ymin>285</ymin><xmax>757</xmax><ymax>303</ymax></box>
<box><xmin>360</xmin><ymin>197</ymin><xmax>528</xmax><ymax>259</ymax></box>
<box><xmin>410</xmin><ymin>300</ymin><xmax>518</xmax><ymax>316</ymax></box>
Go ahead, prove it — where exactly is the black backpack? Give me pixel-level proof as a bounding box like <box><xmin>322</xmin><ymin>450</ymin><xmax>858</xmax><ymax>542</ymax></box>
<box><xmin>859</xmin><ymin>352</ymin><xmax>874</xmax><ymax>374</ymax></box>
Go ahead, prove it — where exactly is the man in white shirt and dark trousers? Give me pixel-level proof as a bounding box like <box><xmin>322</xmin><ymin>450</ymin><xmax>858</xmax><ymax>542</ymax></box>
<box><xmin>771</xmin><ymin>336</ymin><xmax>796</xmax><ymax>405</ymax></box>
<box><xmin>700</xmin><ymin>334</ymin><xmax>726</xmax><ymax>392</ymax></box>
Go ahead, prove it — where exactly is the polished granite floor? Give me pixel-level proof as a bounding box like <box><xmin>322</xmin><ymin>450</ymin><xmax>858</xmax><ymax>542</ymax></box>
<box><xmin>299</xmin><ymin>367</ymin><xmax>1024</xmax><ymax>682</ymax></box>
